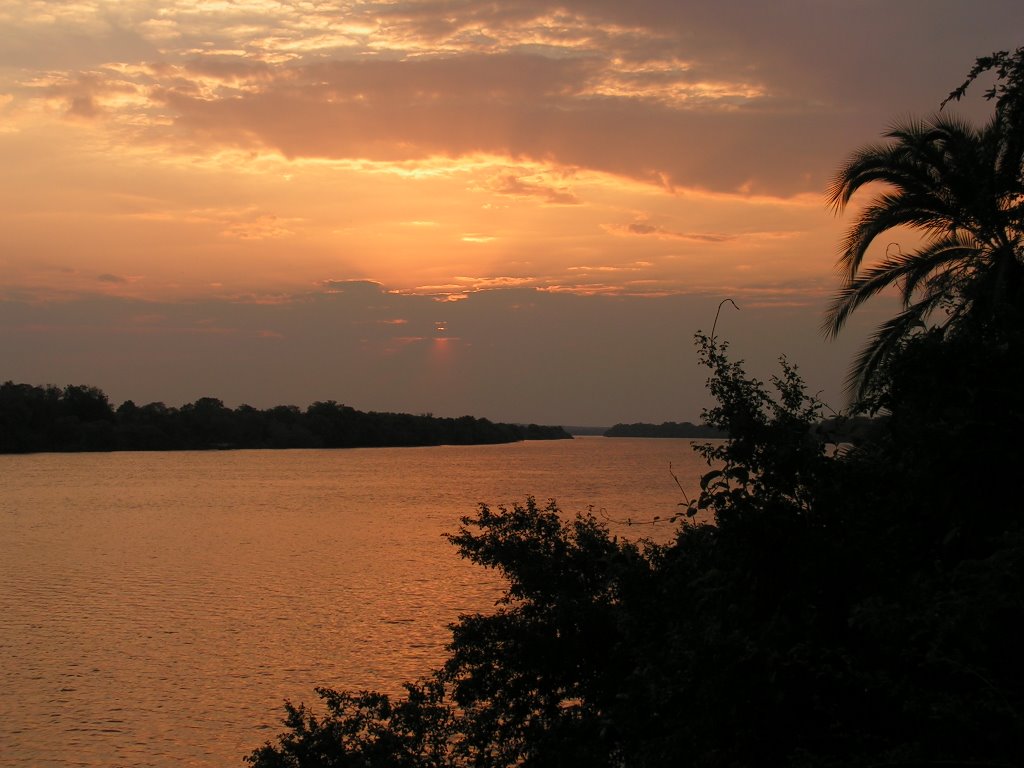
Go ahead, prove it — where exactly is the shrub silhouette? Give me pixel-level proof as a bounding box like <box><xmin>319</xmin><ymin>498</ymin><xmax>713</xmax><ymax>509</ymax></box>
<box><xmin>247</xmin><ymin>326</ymin><xmax>1024</xmax><ymax>767</ymax></box>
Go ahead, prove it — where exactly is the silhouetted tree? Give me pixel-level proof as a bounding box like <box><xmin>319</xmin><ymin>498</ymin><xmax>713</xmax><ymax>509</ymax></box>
<box><xmin>824</xmin><ymin>111</ymin><xmax>1024</xmax><ymax>398</ymax></box>
<box><xmin>62</xmin><ymin>384</ymin><xmax>115</xmax><ymax>423</ymax></box>
<box><xmin>0</xmin><ymin>381</ymin><xmax>62</xmax><ymax>452</ymax></box>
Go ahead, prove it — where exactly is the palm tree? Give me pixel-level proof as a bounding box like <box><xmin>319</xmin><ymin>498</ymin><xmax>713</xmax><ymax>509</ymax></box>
<box><xmin>824</xmin><ymin>112</ymin><xmax>1024</xmax><ymax>400</ymax></box>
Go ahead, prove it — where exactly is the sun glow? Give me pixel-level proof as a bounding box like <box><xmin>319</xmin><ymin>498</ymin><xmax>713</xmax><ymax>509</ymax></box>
<box><xmin>2</xmin><ymin>0</ymin><xmax>1014</xmax><ymax>440</ymax></box>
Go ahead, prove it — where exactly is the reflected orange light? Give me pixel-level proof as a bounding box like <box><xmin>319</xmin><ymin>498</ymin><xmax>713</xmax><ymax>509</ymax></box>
<box><xmin>430</xmin><ymin>336</ymin><xmax>454</xmax><ymax>366</ymax></box>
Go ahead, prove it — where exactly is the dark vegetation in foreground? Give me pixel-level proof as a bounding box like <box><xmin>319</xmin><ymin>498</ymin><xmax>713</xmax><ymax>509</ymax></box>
<box><xmin>249</xmin><ymin>327</ymin><xmax>1024</xmax><ymax>768</ymax></box>
<box><xmin>246</xmin><ymin>49</ymin><xmax>1024</xmax><ymax>768</ymax></box>
<box><xmin>0</xmin><ymin>383</ymin><xmax>569</xmax><ymax>453</ymax></box>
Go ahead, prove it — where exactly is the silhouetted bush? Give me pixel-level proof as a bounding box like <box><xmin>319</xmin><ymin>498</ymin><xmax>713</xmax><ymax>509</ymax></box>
<box><xmin>246</xmin><ymin>327</ymin><xmax>1024</xmax><ymax>767</ymax></box>
<box><xmin>246</xmin><ymin>50</ymin><xmax>1024</xmax><ymax>766</ymax></box>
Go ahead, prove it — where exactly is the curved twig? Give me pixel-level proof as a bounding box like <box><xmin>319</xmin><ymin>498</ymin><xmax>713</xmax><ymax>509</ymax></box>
<box><xmin>710</xmin><ymin>298</ymin><xmax>739</xmax><ymax>346</ymax></box>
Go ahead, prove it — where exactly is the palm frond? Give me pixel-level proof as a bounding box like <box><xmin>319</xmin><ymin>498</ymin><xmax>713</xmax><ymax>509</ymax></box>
<box><xmin>898</xmin><ymin>233</ymin><xmax>981</xmax><ymax>300</ymax></box>
<box><xmin>824</xmin><ymin>237</ymin><xmax>974</xmax><ymax>338</ymax></box>
<box><xmin>824</xmin><ymin>109</ymin><xmax>1024</xmax><ymax>404</ymax></box>
<box><xmin>847</xmin><ymin>294</ymin><xmax>947</xmax><ymax>401</ymax></box>
<box><xmin>837</xmin><ymin>190</ymin><xmax>964</xmax><ymax>276</ymax></box>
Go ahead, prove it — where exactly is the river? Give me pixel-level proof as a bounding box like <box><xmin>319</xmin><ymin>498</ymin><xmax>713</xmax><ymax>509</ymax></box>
<box><xmin>0</xmin><ymin>437</ymin><xmax>713</xmax><ymax>767</ymax></box>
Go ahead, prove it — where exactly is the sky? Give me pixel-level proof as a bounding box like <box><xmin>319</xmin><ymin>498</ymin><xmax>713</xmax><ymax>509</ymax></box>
<box><xmin>1</xmin><ymin>1</ymin><xmax>1022</xmax><ymax>426</ymax></box>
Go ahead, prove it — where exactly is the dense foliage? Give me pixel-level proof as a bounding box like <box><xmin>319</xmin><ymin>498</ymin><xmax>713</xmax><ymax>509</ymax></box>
<box><xmin>0</xmin><ymin>382</ymin><xmax>569</xmax><ymax>453</ymax></box>
<box><xmin>246</xmin><ymin>49</ymin><xmax>1024</xmax><ymax>768</ymax></box>
<box><xmin>825</xmin><ymin>45</ymin><xmax>1024</xmax><ymax>398</ymax></box>
<box><xmin>247</xmin><ymin>326</ymin><xmax>1024</xmax><ymax>768</ymax></box>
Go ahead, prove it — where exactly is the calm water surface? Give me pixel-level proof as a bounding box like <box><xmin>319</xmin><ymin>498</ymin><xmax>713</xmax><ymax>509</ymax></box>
<box><xmin>0</xmin><ymin>437</ymin><xmax>711</xmax><ymax>767</ymax></box>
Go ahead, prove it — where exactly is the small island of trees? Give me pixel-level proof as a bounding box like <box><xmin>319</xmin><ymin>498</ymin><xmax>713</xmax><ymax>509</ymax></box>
<box><xmin>603</xmin><ymin>421</ymin><xmax>725</xmax><ymax>438</ymax></box>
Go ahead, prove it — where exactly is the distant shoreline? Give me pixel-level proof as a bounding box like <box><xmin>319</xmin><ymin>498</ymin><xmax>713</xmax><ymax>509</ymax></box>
<box><xmin>603</xmin><ymin>421</ymin><xmax>726</xmax><ymax>439</ymax></box>
<box><xmin>0</xmin><ymin>381</ymin><xmax>571</xmax><ymax>454</ymax></box>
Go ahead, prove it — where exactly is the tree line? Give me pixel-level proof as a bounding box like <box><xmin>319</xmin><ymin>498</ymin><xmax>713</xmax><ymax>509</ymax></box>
<box><xmin>0</xmin><ymin>382</ymin><xmax>570</xmax><ymax>453</ymax></box>
<box><xmin>603</xmin><ymin>421</ymin><xmax>725</xmax><ymax>438</ymax></box>
<box><xmin>245</xmin><ymin>48</ymin><xmax>1024</xmax><ymax>768</ymax></box>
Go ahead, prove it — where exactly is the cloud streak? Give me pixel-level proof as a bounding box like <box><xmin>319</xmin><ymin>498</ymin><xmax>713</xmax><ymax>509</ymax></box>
<box><xmin>1</xmin><ymin>1</ymin><xmax>1021</xmax><ymax>421</ymax></box>
<box><xmin>9</xmin><ymin>2</ymin><xmax>1017</xmax><ymax>195</ymax></box>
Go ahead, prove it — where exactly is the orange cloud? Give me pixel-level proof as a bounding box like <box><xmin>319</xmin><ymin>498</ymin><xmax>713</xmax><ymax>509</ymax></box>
<box><xmin>492</xmin><ymin>173</ymin><xmax>580</xmax><ymax>204</ymax></box>
<box><xmin>146</xmin><ymin>51</ymin><xmax>822</xmax><ymax>195</ymax></box>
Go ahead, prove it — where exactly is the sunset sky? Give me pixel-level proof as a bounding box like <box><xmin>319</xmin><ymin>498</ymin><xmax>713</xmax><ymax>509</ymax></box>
<box><xmin>2</xmin><ymin>1</ymin><xmax>1022</xmax><ymax>425</ymax></box>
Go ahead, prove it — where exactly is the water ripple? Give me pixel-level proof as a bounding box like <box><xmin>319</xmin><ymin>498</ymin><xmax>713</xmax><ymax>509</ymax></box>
<box><xmin>0</xmin><ymin>439</ymin><xmax>708</xmax><ymax>767</ymax></box>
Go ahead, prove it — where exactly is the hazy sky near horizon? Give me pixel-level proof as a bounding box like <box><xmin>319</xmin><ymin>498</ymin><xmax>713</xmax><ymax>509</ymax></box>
<box><xmin>2</xmin><ymin>1</ymin><xmax>1022</xmax><ymax>425</ymax></box>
